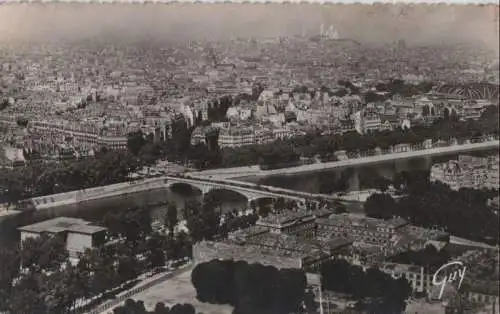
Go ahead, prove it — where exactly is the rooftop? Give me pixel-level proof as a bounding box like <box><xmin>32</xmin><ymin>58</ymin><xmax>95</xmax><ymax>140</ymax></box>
<box><xmin>18</xmin><ymin>217</ymin><xmax>107</xmax><ymax>235</ymax></box>
<box><xmin>228</xmin><ymin>225</ymin><xmax>270</xmax><ymax>242</ymax></box>
<box><xmin>256</xmin><ymin>210</ymin><xmax>315</xmax><ymax>227</ymax></box>
<box><xmin>317</xmin><ymin>213</ymin><xmax>408</xmax><ymax>231</ymax></box>
<box><xmin>197</xmin><ymin>240</ymin><xmax>303</xmax><ymax>268</ymax></box>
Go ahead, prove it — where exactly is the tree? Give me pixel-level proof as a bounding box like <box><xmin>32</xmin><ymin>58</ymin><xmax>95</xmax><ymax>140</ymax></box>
<box><xmin>249</xmin><ymin>200</ymin><xmax>257</xmax><ymax>214</ymax></box>
<box><xmin>16</xmin><ymin>117</ymin><xmax>28</xmax><ymax>127</ymax></box>
<box><xmin>146</xmin><ymin>233</ymin><xmax>166</xmax><ymax>270</ymax></box>
<box><xmin>199</xmin><ymin>195</ymin><xmax>221</xmax><ymax>240</ymax></box>
<box><xmin>165</xmin><ymin>203</ymin><xmax>179</xmax><ymax>235</ymax></box>
<box><xmin>274</xmin><ymin>197</ymin><xmax>286</xmax><ymax>211</ymax></box>
<box><xmin>20</xmin><ymin>234</ymin><xmax>69</xmax><ymax>272</ymax></box>
<box><xmin>117</xmin><ymin>245</ymin><xmax>141</xmax><ymax>284</ymax></box>
<box><xmin>153</xmin><ymin>302</ymin><xmax>170</xmax><ymax>314</ymax></box>
<box><xmin>83</xmin><ymin>246</ymin><xmax>119</xmax><ymax>295</ymax></box>
<box><xmin>8</xmin><ymin>271</ymin><xmax>47</xmax><ymax>314</ymax></box>
<box><xmin>127</xmin><ymin>130</ymin><xmax>147</xmax><ymax>156</ymax></box>
<box><xmin>256</xmin><ymin>198</ymin><xmax>272</xmax><ymax>218</ymax></box>
<box><xmin>364</xmin><ymin>193</ymin><xmax>397</xmax><ymax>220</ymax></box>
<box><xmin>139</xmin><ymin>142</ymin><xmax>161</xmax><ymax>167</ymax></box>
<box><xmin>42</xmin><ymin>262</ymin><xmax>87</xmax><ymax>313</ymax></box>
<box><xmin>422</xmin><ymin>105</ymin><xmax>430</xmax><ymax>117</ymax></box>
<box><xmin>320</xmin><ymin>259</ymin><xmax>411</xmax><ymax>314</ymax></box>
<box><xmin>0</xmin><ymin>98</ymin><xmax>8</xmax><ymax>110</ymax></box>
<box><xmin>102</xmin><ymin>206</ymin><xmax>152</xmax><ymax>244</ymax></box>
<box><xmin>192</xmin><ymin>260</ymin><xmax>307</xmax><ymax>314</ymax></box>
<box><xmin>0</xmin><ymin>247</ymin><xmax>19</xmax><ymax>310</ymax></box>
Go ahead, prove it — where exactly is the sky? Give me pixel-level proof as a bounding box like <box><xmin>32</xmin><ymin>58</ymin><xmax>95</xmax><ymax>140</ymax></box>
<box><xmin>0</xmin><ymin>3</ymin><xmax>498</xmax><ymax>50</ymax></box>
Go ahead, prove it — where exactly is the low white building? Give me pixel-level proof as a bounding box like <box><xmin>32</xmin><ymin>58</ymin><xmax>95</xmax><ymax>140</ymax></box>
<box><xmin>18</xmin><ymin>217</ymin><xmax>108</xmax><ymax>262</ymax></box>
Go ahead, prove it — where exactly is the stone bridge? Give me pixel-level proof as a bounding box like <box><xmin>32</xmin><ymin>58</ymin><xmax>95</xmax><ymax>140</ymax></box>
<box><xmin>161</xmin><ymin>176</ymin><xmax>306</xmax><ymax>204</ymax></box>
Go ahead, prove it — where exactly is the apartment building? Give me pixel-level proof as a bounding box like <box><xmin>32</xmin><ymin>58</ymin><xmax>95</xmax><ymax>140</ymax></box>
<box><xmin>460</xmin><ymin>100</ymin><xmax>490</xmax><ymax>120</ymax></box>
<box><xmin>256</xmin><ymin>211</ymin><xmax>317</xmax><ymax>239</ymax></box>
<box><xmin>217</xmin><ymin>125</ymin><xmax>255</xmax><ymax>148</ymax></box>
<box><xmin>353</xmin><ymin>110</ymin><xmax>382</xmax><ymax>134</ymax></box>
<box><xmin>316</xmin><ymin>214</ymin><xmax>409</xmax><ymax>247</ymax></box>
<box><xmin>27</xmin><ymin>117</ymin><xmax>147</xmax><ymax>153</ymax></box>
<box><xmin>430</xmin><ymin>154</ymin><xmax>500</xmax><ymax>190</ymax></box>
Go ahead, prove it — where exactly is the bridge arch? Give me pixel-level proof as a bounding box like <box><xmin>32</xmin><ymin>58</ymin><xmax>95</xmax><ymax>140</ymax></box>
<box><xmin>203</xmin><ymin>187</ymin><xmax>255</xmax><ymax>204</ymax></box>
<box><xmin>248</xmin><ymin>196</ymin><xmax>276</xmax><ymax>205</ymax></box>
<box><xmin>166</xmin><ymin>182</ymin><xmax>206</xmax><ymax>195</ymax></box>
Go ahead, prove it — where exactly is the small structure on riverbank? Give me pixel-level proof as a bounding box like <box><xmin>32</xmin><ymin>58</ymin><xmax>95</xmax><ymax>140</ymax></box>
<box><xmin>18</xmin><ymin>217</ymin><xmax>108</xmax><ymax>261</ymax></box>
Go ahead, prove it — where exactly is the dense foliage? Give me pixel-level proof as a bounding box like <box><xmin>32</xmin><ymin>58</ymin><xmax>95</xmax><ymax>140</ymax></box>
<box><xmin>320</xmin><ymin>259</ymin><xmax>412</xmax><ymax>314</ymax></box>
<box><xmin>0</xmin><ymin>205</ymin><xmax>193</xmax><ymax>314</ymax></box>
<box><xmin>204</xmin><ymin>109</ymin><xmax>499</xmax><ymax>169</ymax></box>
<box><xmin>113</xmin><ymin>299</ymin><xmax>200</xmax><ymax>314</ymax></box>
<box><xmin>364</xmin><ymin>173</ymin><xmax>499</xmax><ymax>244</ymax></box>
<box><xmin>0</xmin><ymin>150</ymin><xmax>141</xmax><ymax>206</ymax></box>
<box><xmin>388</xmin><ymin>245</ymin><xmax>451</xmax><ymax>272</ymax></box>
<box><xmin>191</xmin><ymin>260</ymin><xmax>308</xmax><ymax>314</ymax></box>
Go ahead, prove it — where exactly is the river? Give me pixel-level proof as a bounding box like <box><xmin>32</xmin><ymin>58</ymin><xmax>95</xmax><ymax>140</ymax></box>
<box><xmin>0</xmin><ymin>149</ymin><xmax>497</xmax><ymax>249</ymax></box>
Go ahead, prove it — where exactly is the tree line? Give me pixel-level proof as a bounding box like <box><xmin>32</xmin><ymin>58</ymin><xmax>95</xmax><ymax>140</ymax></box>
<box><xmin>0</xmin><ymin>204</ymin><xmax>193</xmax><ymax>314</ymax></box>
<box><xmin>320</xmin><ymin>259</ymin><xmax>412</xmax><ymax>314</ymax></box>
<box><xmin>387</xmin><ymin>244</ymin><xmax>451</xmax><ymax>273</ymax></box>
<box><xmin>0</xmin><ymin>149</ymin><xmax>141</xmax><ymax>207</ymax></box>
<box><xmin>363</xmin><ymin>171</ymin><xmax>499</xmax><ymax>245</ymax></box>
<box><xmin>126</xmin><ymin>96</ymin><xmax>499</xmax><ymax>171</ymax></box>
<box><xmin>190</xmin><ymin>108</ymin><xmax>499</xmax><ymax>169</ymax></box>
<box><xmin>191</xmin><ymin>260</ymin><xmax>311</xmax><ymax>314</ymax></box>
<box><xmin>113</xmin><ymin>299</ymin><xmax>201</xmax><ymax>314</ymax></box>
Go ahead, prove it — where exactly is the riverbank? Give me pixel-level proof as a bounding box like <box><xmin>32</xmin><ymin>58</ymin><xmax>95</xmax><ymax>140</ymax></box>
<box><xmin>0</xmin><ymin>203</ymin><xmax>20</xmax><ymax>222</ymax></box>
<box><xmin>29</xmin><ymin>179</ymin><xmax>166</xmax><ymax>211</ymax></box>
<box><xmin>7</xmin><ymin>140</ymin><xmax>496</xmax><ymax>218</ymax></box>
<box><xmin>190</xmin><ymin>140</ymin><xmax>500</xmax><ymax>179</ymax></box>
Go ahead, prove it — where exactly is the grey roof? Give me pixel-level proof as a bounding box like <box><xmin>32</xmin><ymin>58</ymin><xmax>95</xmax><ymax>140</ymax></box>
<box><xmin>18</xmin><ymin>217</ymin><xmax>107</xmax><ymax>235</ymax></box>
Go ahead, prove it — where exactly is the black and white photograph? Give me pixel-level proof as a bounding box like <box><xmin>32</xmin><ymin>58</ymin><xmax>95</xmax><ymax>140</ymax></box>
<box><xmin>0</xmin><ymin>3</ymin><xmax>499</xmax><ymax>314</ymax></box>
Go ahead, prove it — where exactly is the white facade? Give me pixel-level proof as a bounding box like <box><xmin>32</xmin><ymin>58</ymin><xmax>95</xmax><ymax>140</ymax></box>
<box><xmin>66</xmin><ymin>232</ymin><xmax>95</xmax><ymax>257</ymax></box>
<box><xmin>430</xmin><ymin>155</ymin><xmax>500</xmax><ymax>190</ymax></box>
<box><xmin>18</xmin><ymin>217</ymin><xmax>108</xmax><ymax>259</ymax></box>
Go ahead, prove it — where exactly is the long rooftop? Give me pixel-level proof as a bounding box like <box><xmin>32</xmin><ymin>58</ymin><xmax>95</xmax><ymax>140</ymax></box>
<box><xmin>18</xmin><ymin>217</ymin><xmax>107</xmax><ymax>235</ymax></box>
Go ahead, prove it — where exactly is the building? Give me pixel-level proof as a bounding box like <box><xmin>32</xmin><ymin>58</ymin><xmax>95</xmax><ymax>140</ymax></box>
<box><xmin>430</xmin><ymin>154</ymin><xmax>500</xmax><ymax>190</ymax></box>
<box><xmin>192</xmin><ymin>240</ymin><xmax>304</xmax><ymax>269</ymax></box>
<box><xmin>217</xmin><ymin>125</ymin><xmax>256</xmax><ymax>148</ymax></box>
<box><xmin>353</xmin><ymin>110</ymin><xmax>381</xmax><ymax>134</ymax></box>
<box><xmin>27</xmin><ymin>118</ymin><xmax>134</xmax><ymax>153</ymax></box>
<box><xmin>316</xmin><ymin>213</ymin><xmax>409</xmax><ymax>247</ymax></box>
<box><xmin>18</xmin><ymin>217</ymin><xmax>108</xmax><ymax>260</ymax></box>
<box><xmin>256</xmin><ymin>211</ymin><xmax>317</xmax><ymax>239</ymax></box>
<box><xmin>193</xmin><ymin>226</ymin><xmax>351</xmax><ymax>271</ymax></box>
<box><xmin>380</xmin><ymin>263</ymin><xmax>432</xmax><ymax>293</ymax></box>
<box><xmin>460</xmin><ymin>100</ymin><xmax>488</xmax><ymax>120</ymax></box>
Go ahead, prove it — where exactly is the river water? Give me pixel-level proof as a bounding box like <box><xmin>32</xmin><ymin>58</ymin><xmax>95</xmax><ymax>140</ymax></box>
<box><xmin>0</xmin><ymin>150</ymin><xmax>496</xmax><ymax>248</ymax></box>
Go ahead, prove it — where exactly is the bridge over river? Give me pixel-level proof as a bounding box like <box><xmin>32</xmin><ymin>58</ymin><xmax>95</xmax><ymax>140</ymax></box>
<box><xmin>10</xmin><ymin>138</ymin><xmax>499</xmax><ymax>214</ymax></box>
<box><xmin>25</xmin><ymin>174</ymin><xmax>357</xmax><ymax>213</ymax></box>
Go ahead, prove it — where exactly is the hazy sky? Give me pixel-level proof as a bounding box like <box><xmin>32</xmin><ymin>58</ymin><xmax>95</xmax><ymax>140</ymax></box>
<box><xmin>0</xmin><ymin>3</ymin><xmax>498</xmax><ymax>50</ymax></box>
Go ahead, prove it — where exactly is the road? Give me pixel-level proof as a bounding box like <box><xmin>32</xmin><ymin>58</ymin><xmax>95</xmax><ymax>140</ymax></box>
<box><xmin>94</xmin><ymin>263</ymin><xmax>194</xmax><ymax>314</ymax></box>
<box><xmin>189</xmin><ymin>140</ymin><xmax>499</xmax><ymax>179</ymax></box>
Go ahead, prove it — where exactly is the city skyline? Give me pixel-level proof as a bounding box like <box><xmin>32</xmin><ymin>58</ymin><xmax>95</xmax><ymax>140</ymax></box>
<box><xmin>0</xmin><ymin>3</ymin><xmax>498</xmax><ymax>314</ymax></box>
<box><xmin>0</xmin><ymin>3</ymin><xmax>498</xmax><ymax>52</ymax></box>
